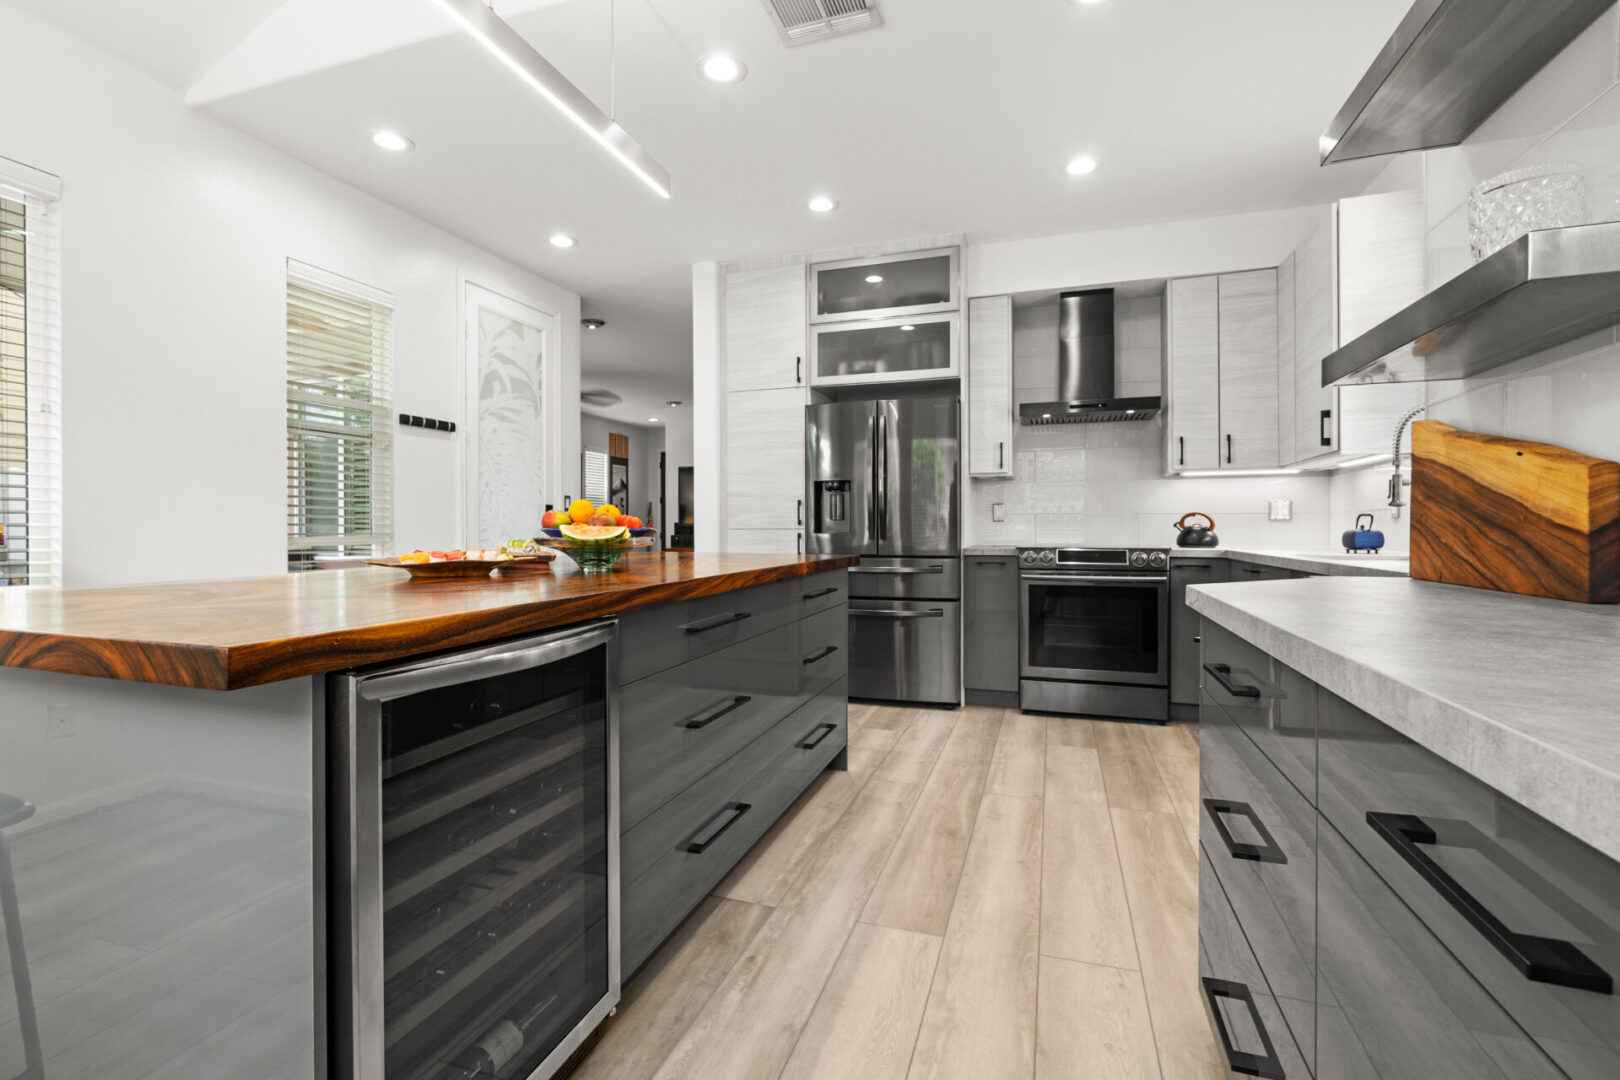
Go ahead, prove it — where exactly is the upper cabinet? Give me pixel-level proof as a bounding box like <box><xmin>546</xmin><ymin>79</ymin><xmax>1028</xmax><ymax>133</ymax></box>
<box><xmin>1165</xmin><ymin>272</ymin><xmax>1279</xmax><ymax>473</ymax></box>
<box><xmin>810</xmin><ymin>313</ymin><xmax>960</xmax><ymax>387</ymax></box>
<box><xmin>725</xmin><ymin>264</ymin><xmax>808</xmax><ymax>392</ymax></box>
<box><xmin>1280</xmin><ymin>192</ymin><xmax>1427</xmax><ymax>466</ymax></box>
<box><xmin>966</xmin><ymin>296</ymin><xmax>1013</xmax><ymax>478</ymax></box>
<box><xmin>809</xmin><ymin>248</ymin><xmax>958</xmax><ymax>324</ymax></box>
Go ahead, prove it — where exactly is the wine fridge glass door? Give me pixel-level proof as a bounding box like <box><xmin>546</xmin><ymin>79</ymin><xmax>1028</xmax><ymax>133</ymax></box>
<box><xmin>332</xmin><ymin>623</ymin><xmax>619</xmax><ymax>1080</ymax></box>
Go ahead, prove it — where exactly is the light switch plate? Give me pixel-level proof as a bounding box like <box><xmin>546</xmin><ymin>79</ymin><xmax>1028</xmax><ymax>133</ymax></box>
<box><xmin>992</xmin><ymin>502</ymin><xmax>1006</xmax><ymax>522</ymax></box>
<box><xmin>1268</xmin><ymin>499</ymin><xmax>1292</xmax><ymax>521</ymax></box>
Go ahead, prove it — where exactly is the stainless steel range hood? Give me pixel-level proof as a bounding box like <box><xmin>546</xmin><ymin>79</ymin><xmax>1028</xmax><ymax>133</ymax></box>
<box><xmin>1019</xmin><ymin>290</ymin><xmax>1161</xmax><ymax>425</ymax></box>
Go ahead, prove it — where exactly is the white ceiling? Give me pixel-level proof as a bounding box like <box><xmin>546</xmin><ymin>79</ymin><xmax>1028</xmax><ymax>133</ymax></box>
<box><xmin>21</xmin><ymin>0</ymin><xmax>1414</xmax><ymax>424</ymax></box>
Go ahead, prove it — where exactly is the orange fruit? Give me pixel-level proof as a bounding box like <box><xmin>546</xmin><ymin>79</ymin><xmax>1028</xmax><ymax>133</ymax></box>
<box><xmin>567</xmin><ymin>499</ymin><xmax>595</xmax><ymax>522</ymax></box>
<box><xmin>621</xmin><ymin>515</ymin><xmax>643</xmax><ymax>530</ymax></box>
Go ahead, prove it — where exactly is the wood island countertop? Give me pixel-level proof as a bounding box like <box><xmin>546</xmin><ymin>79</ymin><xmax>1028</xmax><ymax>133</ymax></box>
<box><xmin>0</xmin><ymin>552</ymin><xmax>859</xmax><ymax>691</ymax></box>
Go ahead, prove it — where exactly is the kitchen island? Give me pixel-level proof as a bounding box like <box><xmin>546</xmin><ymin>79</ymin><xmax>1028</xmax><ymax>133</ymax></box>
<box><xmin>0</xmin><ymin>552</ymin><xmax>855</xmax><ymax>1080</ymax></box>
<box><xmin>1188</xmin><ymin>575</ymin><xmax>1620</xmax><ymax>1079</ymax></box>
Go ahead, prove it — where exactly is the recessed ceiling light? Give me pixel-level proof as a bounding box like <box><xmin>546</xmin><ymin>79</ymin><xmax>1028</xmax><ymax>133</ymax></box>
<box><xmin>901</xmin><ymin>324</ymin><xmax>916</xmax><ymax>331</ymax></box>
<box><xmin>371</xmin><ymin>129</ymin><xmax>414</xmax><ymax>152</ymax></box>
<box><xmin>698</xmin><ymin>53</ymin><xmax>746</xmax><ymax>84</ymax></box>
<box><xmin>581</xmin><ymin>317</ymin><xmax>606</xmax><ymax>330</ymax></box>
<box><xmin>666</xmin><ymin>400</ymin><xmax>683</xmax><ymax>407</ymax></box>
<box><xmin>807</xmin><ymin>195</ymin><xmax>837</xmax><ymax>213</ymax></box>
<box><xmin>1069</xmin><ymin>0</ymin><xmax>1109</xmax><ymax>7</ymax></box>
<box><xmin>1065</xmin><ymin>155</ymin><xmax>1099</xmax><ymax>177</ymax></box>
<box><xmin>647</xmin><ymin>416</ymin><xmax>661</xmax><ymax>423</ymax></box>
<box><xmin>550</xmin><ymin>233</ymin><xmax>577</xmax><ymax>248</ymax></box>
<box><xmin>865</xmin><ymin>274</ymin><xmax>884</xmax><ymax>284</ymax></box>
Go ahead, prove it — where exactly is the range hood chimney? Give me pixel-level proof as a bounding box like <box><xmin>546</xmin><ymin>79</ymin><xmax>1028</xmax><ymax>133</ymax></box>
<box><xmin>1019</xmin><ymin>289</ymin><xmax>1161</xmax><ymax>424</ymax></box>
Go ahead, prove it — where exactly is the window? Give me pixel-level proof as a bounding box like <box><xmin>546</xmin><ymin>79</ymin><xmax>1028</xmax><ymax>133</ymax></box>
<box><xmin>286</xmin><ymin>261</ymin><xmax>394</xmax><ymax>570</ymax></box>
<box><xmin>0</xmin><ymin>159</ymin><xmax>62</xmax><ymax>587</ymax></box>
<box><xmin>581</xmin><ymin>449</ymin><xmax>609</xmax><ymax>505</ymax></box>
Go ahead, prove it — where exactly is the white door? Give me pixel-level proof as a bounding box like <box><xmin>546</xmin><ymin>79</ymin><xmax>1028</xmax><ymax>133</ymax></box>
<box><xmin>1167</xmin><ymin>276</ymin><xmax>1220</xmax><ymax>471</ymax></box>
<box><xmin>1217</xmin><ymin>269</ymin><xmax>1280</xmax><ymax>469</ymax></box>
<box><xmin>967</xmin><ymin>296</ymin><xmax>1013</xmax><ymax>477</ymax></box>
<box><xmin>725</xmin><ymin>266</ymin><xmax>807</xmax><ymax>392</ymax></box>
<box><xmin>725</xmin><ymin>386</ymin><xmax>807</xmax><ymax>531</ymax></box>
<box><xmin>463</xmin><ymin>282</ymin><xmax>561</xmax><ymax>548</ymax></box>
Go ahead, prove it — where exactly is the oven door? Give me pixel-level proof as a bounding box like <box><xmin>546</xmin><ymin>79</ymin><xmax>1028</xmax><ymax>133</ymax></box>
<box><xmin>1020</xmin><ymin>572</ymin><xmax>1169</xmax><ymax>686</ymax></box>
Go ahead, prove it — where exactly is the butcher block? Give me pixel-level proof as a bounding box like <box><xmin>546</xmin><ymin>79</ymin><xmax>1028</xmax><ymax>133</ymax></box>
<box><xmin>1411</xmin><ymin>420</ymin><xmax>1620</xmax><ymax>604</ymax></box>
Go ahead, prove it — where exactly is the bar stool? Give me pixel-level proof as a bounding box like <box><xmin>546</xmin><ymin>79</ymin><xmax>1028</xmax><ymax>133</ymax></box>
<box><xmin>0</xmin><ymin>793</ymin><xmax>41</xmax><ymax>1080</ymax></box>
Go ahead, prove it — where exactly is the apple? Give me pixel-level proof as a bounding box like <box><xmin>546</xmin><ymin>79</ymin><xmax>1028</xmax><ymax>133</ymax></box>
<box><xmin>542</xmin><ymin>509</ymin><xmax>570</xmax><ymax>529</ymax></box>
<box><xmin>621</xmin><ymin>515</ymin><xmax>643</xmax><ymax>530</ymax></box>
<box><xmin>587</xmin><ymin>513</ymin><xmax>616</xmax><ymax>527</ymax></box>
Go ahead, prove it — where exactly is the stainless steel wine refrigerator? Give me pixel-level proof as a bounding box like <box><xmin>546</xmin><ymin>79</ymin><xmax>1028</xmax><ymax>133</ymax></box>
<box><xmin>328</xmin><ymin>622</ymin><xmax>620</xmax><ymax>1080</ymax></box>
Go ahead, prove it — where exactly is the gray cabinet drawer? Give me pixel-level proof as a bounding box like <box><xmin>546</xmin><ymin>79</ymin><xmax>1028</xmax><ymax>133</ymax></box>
<box><xmin>1200</xmin><ymin>622</ymin><xmax>1316</xmax><ymax>800</ymax></box>
<box><xmin>771</xmin><ymin>678</ymin><xmax>848</xmax><ymax>801</ymax></box>
<box><xmin>797</xmin><ymin>604</ymin><xmax>849</xmax><ymax>699</ymax></box>
<box><xmin>1316</xmin><ymin>815</ymin><xmax>1563</xmax><ymax>1079</ymax></box>
<box><xmin>1199</xmin><ymin>700</ymin><xmax>1316</xmax><ymax>1038</ymax></box>
<box><xmin>796</xmin><ymin>570</ymin><xmax>849</xmax><ymax>619</ymax></box>
<box><xmin>1171</xmin><ymin>558</ymin><xmax>1229</xmax><ymax>705</ymax></box>
<box><xmin>1318</xmin><ymin>690</ymin><xmax>1620</xmax><ymax>1079</ymax></box>
<box><xmin>617</xmin><ymin>580</ymin><xmax>792</xmax><ymax>684</ymax></box>
<box><xmin>1231</xmin><ymin>561</ymin><xmax>1292</xmax><ymax>582</ymax></box>
<box><xmin>1199</xmin><ymin>850</ymin><xmax>1309</xmax><ymax>1080</ymax></box>
<box><xmin>963</xmin><ymin>556</ymin><xmax>1018</xmax><ymax>694</ymax></box>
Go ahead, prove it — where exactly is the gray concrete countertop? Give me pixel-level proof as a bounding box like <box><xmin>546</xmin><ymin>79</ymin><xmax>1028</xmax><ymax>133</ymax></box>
<box><xmin>1188</xmin><ymin>576</ymin><xmax>1620</xmax><ymax>861</ymax></box>
<box><xmin>1175</xmin><ymin>548</ymin><xmax>1409</xmax><ymax>578</ymax></box>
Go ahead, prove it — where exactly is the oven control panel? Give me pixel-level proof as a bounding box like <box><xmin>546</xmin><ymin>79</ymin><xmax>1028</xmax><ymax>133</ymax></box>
<box><xmin>1019</xmin><ymin>547</ymin><xmax>1170</xmax><ymax>572</ymax></box>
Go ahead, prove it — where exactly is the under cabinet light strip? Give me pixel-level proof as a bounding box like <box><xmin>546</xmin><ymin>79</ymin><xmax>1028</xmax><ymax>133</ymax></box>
<box><xmin>1178</xmin><ymin>469</ymin><xmax>1303</xmax><ymax>478</ymax></box>
<box><xmin>427</xmin><ymin>0</ymin><xmax>673</xmax><ymax>199</ymax></box>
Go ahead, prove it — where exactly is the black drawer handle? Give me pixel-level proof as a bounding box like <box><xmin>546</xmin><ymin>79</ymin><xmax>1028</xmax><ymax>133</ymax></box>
<box><xmin>1203</xmin><ymin>799</ymin><xmax>1288</xmax><ymax>865</ymax></box>
<box><xmin>1367</xmin><ymin>812</ymin><xmax>1614</xmax><ymax>994</ymax></box>
<box><xmin>679</xmin><ymin>611</ymin><xmax>752</xmax><ymax>634</ymax></box>
<box><xmin>1203</xmin><ymin>662</ymin><xmax>1261</xmax><ymax>699</ymax></box>
<box><xmin>803</xmin><ymin>586</ymin><xmax>839</xmax><ymax>600</ymax></box>
<box><xmin>1201</xmin><ymin>978</ymin><xmax>1285</xmax><ymax>1080</ymax></box>
<box><xmin>683</xmin><ymin>802</ymin><xmax>752</xmax><ymax>854</ymax></box>
<box><xmin>684</xmin><ymin>695</ymin><xmax>751</xmax><ymax>730</ymax></box>
<box><xmin>797</xmin><ymin>722</ymin><xmax>837</xmax><ymax>750</ymax></box>
<box><xmin>802</xmin><ymin>645</ymin><xmax>838</xmax><ymax>665</ymax></box>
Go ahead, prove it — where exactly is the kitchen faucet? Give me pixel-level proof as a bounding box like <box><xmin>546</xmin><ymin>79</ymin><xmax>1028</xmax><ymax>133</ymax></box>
<box><xmin>1388</xmin><ymin>404</ymin><xmax>1426</xmax><ymax>519</ymax></box>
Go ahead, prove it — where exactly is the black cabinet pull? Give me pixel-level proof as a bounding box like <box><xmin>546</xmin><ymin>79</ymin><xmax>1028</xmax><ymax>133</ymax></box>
<box><xmin>1203</xmin><ymin>662</ymin><xmax>1261</xmax><ymax>699</ymax></box>
<box><xmin>679</xmin><ymin>611</ymin><xmax>751</xmax><ymax>634</ymax></box>
<box><xmin>1204</xmin><ymin>799</ymin><xmax>1288</xmax><ymax>865</ymax></box>
<box><xmin>684</xmin><ymin>695</ymin><xmax>751</xmax><ymax>730</ymax></box>
<box><xmin>1226</xmin><ymin>433</ymin><xmax>1234</xmax><ymax>464</ymax></box>
<box><xmin>797</xmin><ymin>498</ymin><xmax>804</xmax><ymax>526</ymax></box>
<box><xmin>1320</xmin><ymin>409</ymin><xmax>1333</xmax><ymax>447</ymax></box>
<box><xmin>797</xmin><ymin>534</ymin><xmax>803</xmax><ymax>555</ymax></box>
<box><xmin>683</xmin><ymin>802</ymin><xmax>752</xmax><ymax>854</ymax></box>
<box><xmin>1178</xmin><ymin>435</ymin><xmax>1185</xmax><ymax>467</ymax></box>
<box><xmin>802</xmin><ymin>645</ymin><xmax>838</xmax><ymax>665</ymax></box>
<box><xmin>1367</xmin><ymin>812</ymin><xmax>1614</xmax><ymax>994</ymax></box>
<box><xmin>803</xmin><ymin>586</ymin><xmax>839</xmax><ymax>600</ymax></box>
<box><xmin>796</xmin><ymin>356</ymin><xmax>803</xmax><ymax>384</ymax></box>
<box><xmin>997</xmin><ymin>441</ymin><xmax>1004</xmax><ymax>470</ymax></box>
<box><xmin>797</xmin><ymin>722</ymin><xmax>837</xmax><ymax>750</ymax></box>
<box><xmin>1201</xmin><ymin>978</ymin><xmax>1286</xmax><ymax>1080</ymax></box>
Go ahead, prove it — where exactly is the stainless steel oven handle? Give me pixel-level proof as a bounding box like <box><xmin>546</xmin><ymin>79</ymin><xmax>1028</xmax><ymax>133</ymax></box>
<box><xmin>1020</xmin><ymin>573</ymin><xmax>1168</xmax><ymax>584</ymax></box>
<box><xmin>848</xmin><ymin>565</ymin><xmax>945</xmax><ymax>575</ymax></box>
<box><xmin>849</xmin><ymin>608</ymin><xmax>946</xmax><ymax>619</ymax></box>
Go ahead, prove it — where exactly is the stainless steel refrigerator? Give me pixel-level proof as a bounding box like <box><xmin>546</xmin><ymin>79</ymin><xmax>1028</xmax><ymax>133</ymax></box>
<box><xmin>806</xmin><ymin>396</ymin><xmax>960</xmax><ymax>705</ymax></box>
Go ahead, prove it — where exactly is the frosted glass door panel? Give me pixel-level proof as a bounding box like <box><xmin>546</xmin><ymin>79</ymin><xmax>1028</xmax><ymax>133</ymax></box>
<box><xmin>468</xmin><ymin>284</ymin><xmax>555</xmax><ymax>548</ymax></box>
<box><xmin>811</xmin><ymin>315</ymin><xmax>958</xmax><ymax>385</ymax></box>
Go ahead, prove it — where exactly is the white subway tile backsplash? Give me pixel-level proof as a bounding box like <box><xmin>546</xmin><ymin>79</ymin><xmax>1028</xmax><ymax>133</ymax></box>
<box><xmin>1035</xmin><ymin>449</ymin><xmax>1087</xmax><ymax>482</ymax></box>
<box><xmin>1026</xmin><ymin>481</ymin><xmax>1088</xmax><ymax>514</ymax></box>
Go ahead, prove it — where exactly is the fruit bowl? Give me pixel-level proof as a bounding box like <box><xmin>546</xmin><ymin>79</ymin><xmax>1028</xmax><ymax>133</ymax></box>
<box><xmin>536</xmin><ymin>525</ymin><xmax>655</xmax><ymax>572</ymax></box>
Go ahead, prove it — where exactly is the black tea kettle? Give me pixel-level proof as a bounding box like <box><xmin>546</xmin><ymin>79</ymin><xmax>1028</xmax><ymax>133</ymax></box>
<box><xmin>1173</xmin><ymin>512</ymin><xmax>1219</xmax><ymax>548</ymax></box>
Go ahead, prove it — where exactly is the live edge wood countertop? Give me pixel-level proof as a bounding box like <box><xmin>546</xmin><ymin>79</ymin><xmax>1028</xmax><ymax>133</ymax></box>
<box><xmin>0</xmin><ymin>553</ymin><xmax>859</xmax><ymax>691</ymax></box>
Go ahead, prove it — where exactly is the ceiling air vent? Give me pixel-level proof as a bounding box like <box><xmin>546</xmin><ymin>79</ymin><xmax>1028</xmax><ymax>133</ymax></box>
<box><xmin>761</xmin><ymin>0</ymin><xmax>883</xmax><ymax>46</ymax></box>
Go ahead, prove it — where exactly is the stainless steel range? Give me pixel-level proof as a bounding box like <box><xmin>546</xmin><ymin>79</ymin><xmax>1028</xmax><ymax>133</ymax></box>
<box><xmin>1018</xmin><ymin>546</ymin><xmax>1170</xmax><ymax>721</ymax></box>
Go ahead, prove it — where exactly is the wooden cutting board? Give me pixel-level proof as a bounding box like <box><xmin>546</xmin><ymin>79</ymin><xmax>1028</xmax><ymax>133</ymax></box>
<box><xmin>1411</xmin><ymin>420</ymin><xmax>1620</xmax><ymax>604</ymax></box>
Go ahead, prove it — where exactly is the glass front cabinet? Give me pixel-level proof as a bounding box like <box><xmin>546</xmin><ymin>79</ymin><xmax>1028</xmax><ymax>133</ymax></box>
<box><xmin>806</xmin><ymin>246</ymin><xmax>961</xmax><ymax>386</ymax></box>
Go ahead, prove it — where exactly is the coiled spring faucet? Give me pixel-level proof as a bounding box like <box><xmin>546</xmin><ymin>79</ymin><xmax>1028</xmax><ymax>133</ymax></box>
<box><xmin>1388</xmin><ymin>404</ymin><xmax>1426</xmax><ymax>518</ymax></box>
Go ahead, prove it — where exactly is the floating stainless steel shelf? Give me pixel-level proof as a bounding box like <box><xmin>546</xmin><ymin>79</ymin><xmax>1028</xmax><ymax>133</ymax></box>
<box><xmin>1322</xmin><ymin>222</ymin><xmax>1620</xmax><ymax>387</ymax></box>
<box><xmin>1319</xmin><ymin>0</ymin><xmax>1614</xmax><ymax>165</ymax></box>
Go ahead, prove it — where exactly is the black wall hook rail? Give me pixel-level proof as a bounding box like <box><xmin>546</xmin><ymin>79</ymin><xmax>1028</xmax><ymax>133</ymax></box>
<box><xmin>398</xmin><ymin>413</ymin><xmax>456</xmax><ymax>432</ymax></box>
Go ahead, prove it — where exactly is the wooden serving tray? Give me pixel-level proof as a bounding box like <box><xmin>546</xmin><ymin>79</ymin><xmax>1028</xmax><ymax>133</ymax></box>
<box><xmin>1411</xmin><ymin>420</ymin><xmax>1619</xmax><ymax>604</ymax></box>
<box><xmin>365</xmin><ymin>554</ymin><xmax>554</xmax><ymax>580</ymax></box>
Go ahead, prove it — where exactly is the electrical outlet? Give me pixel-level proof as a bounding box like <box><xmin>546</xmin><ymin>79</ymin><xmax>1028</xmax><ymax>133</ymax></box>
<box><xmin>992</xmin><ymin>502</ymin><xmax>1006</xmax><ymax>522</ymax></box>
<box><xmin>1268</xmin><ymin>499</ymin><xmax>1292</xmax><ymax>521</ymax></box>
<box><xmin>46</xmin><ymin>703</ymin><xmax>77</xmax><ymax>739</ymax></box>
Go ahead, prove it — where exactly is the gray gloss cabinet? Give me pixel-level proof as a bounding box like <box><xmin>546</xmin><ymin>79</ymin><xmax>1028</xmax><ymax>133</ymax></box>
<box><xmin>1170</xmin><ymin>558</ymin><xmax>1229</xmax><ymax>706</ymax></box>
<box><xmin>963</xmin><ymin>555</ymin><xmax>1019</xmax><ymax>696</ymax></box>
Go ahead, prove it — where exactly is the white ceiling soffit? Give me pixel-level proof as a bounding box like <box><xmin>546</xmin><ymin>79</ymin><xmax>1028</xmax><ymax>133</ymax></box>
<box><xmin>187</xmin><ymin>0</ymin><xmax>572</xmax><ymax>106</ymax></box>
<box><xmin>762</xmin><ymin>0</ymin><xmax>883</xmax><ymax>46</ymax></box>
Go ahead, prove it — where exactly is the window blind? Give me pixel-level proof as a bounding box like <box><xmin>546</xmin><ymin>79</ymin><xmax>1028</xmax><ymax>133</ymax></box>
<box><xmin>582</xmin><ymin>450</ymin><xmax>609</xmax><ymax>505</ymax></box>
<box><xmin>0</xmin><ymin>158</ymin><xmax>62</xmax><ymax>588</ymax></box>
<box><xmin>286</xmin><ymin>262</ymin><xmax>394</xmax><ymax>570</ymax></box>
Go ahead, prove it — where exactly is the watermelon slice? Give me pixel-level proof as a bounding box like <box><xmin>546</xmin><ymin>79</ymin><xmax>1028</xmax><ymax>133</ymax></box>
<box><xmin>559</xmin><ymin>523</ymin><xmax>629</xmax><ymax>544</ymax></box>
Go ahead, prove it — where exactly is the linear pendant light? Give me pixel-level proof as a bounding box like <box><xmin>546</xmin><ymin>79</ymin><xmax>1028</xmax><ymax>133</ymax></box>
<box><xmin>428</xmin><ymin>0</ymin><xmax>673</xmax><ymax>199</ymax></box>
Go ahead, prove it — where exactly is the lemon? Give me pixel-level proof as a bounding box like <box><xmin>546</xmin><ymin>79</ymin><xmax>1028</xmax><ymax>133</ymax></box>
<box><xmin>567</xmin><ymin>499</ymin><xmax>596</xmax><ymax>522</ymax></box>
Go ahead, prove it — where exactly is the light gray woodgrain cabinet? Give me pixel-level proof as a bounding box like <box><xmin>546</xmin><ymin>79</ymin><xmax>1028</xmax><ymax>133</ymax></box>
<box><xmin>967</xmin><ymin>295</ymin><xmax>1013</xmax><ymax>478</ymax></box>
<box><xmin>725</xmin><ymin>264</ymin><xmax>807</xmax><ymax>392</ymax></box>
<box><xmin>1276</xmin><ymin>253</ymin><xmax>1297</xmax><ymax>468</ymax></box>
<box><xmin>1283</xmin><ymin>192</ymin><xmax>1427</xmax><ymax>467</ymax></box>
<box><xmin>1166</xmin><ymin>272</ymin><xmax>1279</xmax><ymax>473</ymax></box>
<box><xmin>725</xmin><ymin>385</ymin><xmax>809</xmax><ymax>537</ymax></box>
<box><xmin>1167</xmin><ymin>275</ymin><xmax>1221</xmax><ymax>471</ymax></box>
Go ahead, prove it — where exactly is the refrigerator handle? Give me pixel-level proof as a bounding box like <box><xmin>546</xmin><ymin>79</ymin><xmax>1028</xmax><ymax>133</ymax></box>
<box><xmin>876</xmin><ymin>406</ymin><xmax>887</xmax><ymax>544</ymax></box>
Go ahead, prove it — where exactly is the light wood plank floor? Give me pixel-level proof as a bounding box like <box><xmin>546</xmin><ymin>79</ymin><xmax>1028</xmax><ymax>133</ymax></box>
<box><xmin>570</xmin><ymin>706</ymin><xmax>1222</xmax><ymax>1080</ymax></box>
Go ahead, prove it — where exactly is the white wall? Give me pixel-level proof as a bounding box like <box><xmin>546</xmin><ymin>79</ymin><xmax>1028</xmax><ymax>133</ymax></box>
<box><xmin>1349</xmin><ymin>7</ymin><xmax>1620</xmax><ymax>540</ymax></box>
<box><xmin>0</xmin><ymin>3</ymin><xmax>582</xmax><ymax>587</ymax></box>
<box><xmin>691</xmin><ymin>262</ymin><xmax>722</xmax><ymax>551</ymax></box>
<box><xmin>663</xmin><ymin>404</ymin><xmax>694</xmax><ymax>543</ymax></box>
<box><xmin>579</xmin><ymin>413</ymin><xmax>663</xmax><ymax>528</ymax></box>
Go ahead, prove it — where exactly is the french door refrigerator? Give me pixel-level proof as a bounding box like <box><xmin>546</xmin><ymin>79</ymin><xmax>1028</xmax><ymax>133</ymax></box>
<box><xmin>807</xmin><ymin>396</ymin><xmax>960</xmax><ymax>705</ymax></box>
